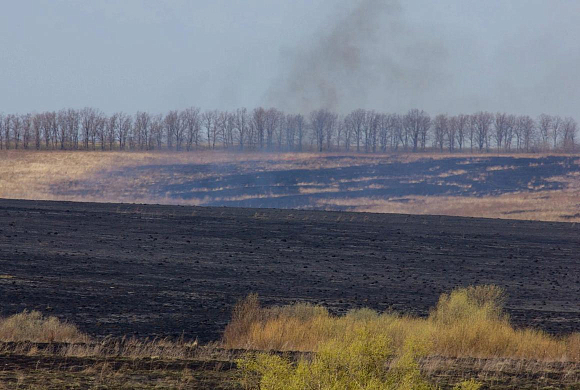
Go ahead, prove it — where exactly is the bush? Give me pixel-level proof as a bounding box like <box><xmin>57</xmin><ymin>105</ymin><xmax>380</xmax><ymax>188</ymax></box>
<box><xmin>0</xmin><ymin>310</ymin><xmax>88</xmax><ymax>343</ymax></box>
<box><xmin>239</xmin><ymin>326</ymin><xmax>439</xmax><ymax>390</ymax></box>
<box><xmin>224</xmin><ymin>285</ymin><xmax>579</xmax><ymax>362</ymax></box>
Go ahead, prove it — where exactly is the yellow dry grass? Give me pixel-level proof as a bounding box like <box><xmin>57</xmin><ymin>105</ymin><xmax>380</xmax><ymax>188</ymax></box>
<box><xmin>222</xmin><ymin>286</ymin><xmax>580</xmax><ymax>362</ymax></box>
<box><xmin>0</xmin><ymin>311</ymin><xmax>88</xmax><ymax>343</ymax></box>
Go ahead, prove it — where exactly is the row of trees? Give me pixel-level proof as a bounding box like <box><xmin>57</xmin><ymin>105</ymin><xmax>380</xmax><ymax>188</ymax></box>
<box><xmin>0</xmin><ymin>107</ymin><xmax>576</xmax><ymax>153</ymax></box>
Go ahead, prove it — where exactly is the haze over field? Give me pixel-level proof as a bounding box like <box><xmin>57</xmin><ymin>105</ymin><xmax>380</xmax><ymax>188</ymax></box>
<box><xmin>1</xmin><ymin>0</ymin><xmax>580</xmax><ymax>117</ymax></box>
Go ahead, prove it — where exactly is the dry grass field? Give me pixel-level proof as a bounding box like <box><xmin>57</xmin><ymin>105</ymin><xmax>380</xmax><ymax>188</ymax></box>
<box><xmin>1</xmin><ymin>150</ymin><xmax>580</xmax><ymax>222</ymax></box>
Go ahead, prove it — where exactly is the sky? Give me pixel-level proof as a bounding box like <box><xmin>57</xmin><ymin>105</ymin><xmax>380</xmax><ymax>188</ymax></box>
<box><xmin>1</xmin><ymin>0</ymin><xmax>579</xmax><ymax>118</ymax></box>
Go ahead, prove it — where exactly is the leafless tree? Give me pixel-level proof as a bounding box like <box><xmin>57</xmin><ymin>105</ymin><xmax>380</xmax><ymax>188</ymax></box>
<box><xmin>474</xmin><ymin>112</ymin><xmax>493</xmax><ymax>151</ymax></box>
<box><xmin>365</xmin><ymin>111</ymin><xmax>379</xmax><ymax>153</ymax></box>
<box><xmin>12</xmin><ymin>115</ymin><xmax>22</xmax><ymax>149</ymax></box>
<box><xmin>494</xmin><ymin>113</ymin><xmax>509</xmax><ymax>150</ymax></box>
<box><xmin>57</xmin><ymin>110</ymin><xmax>68</xmax><ymax>149</ymax></box>
<box><xmin>295</xmin><ymin>114</ymin><xmax>306</xmax><ymax>151</ymax></box>
<box><xmin>284</xmin><ymin>114</ymin><xmax>297</xmax><ymax>151</ymax></box>
<box><xmin>346</xmin><ymin>109</ymin><xmax>366</xmax><ymax>152</ymax></box>
<box><xmin>234</xmin><ymin>108</ymin><xmax>249</xmax><ymax>150</ymax></box>
<box><xmin>550</xmin><ymin>115</ymin><xmax>562</xmax><ymax>150</ymax></box>
<box><xmin>165</xmin><ymin>110</ymin><xmax>183</xmax><ymax>150</ymax></box>
<box><xmin>182</xmin><ymin>107</ymin><xmax>201</xmax><ymax>151</ymax></box>
<box><xmin>3</xmin><ymin>115</ymin><xmax>12</xmax><ymax>149</ymax></box>
<box><xmin>335</xmin><ymin>115</ymin><xmax>345</xmax><ymax>150</ymax></box>
<box><xmin>404</xmin><ymin>109</ymin><xmax>430</xmax><ymax>151</ymax></box>
<box><xmin>148</xmin><ymin>114</ymin><xmax>163</xmax><ymax>150</ymax></box>
<box><xmin>310</xmin><ymin>109</ymin><xmax>336</xmax><ymax>152</ymax></box>
<box><xmin>418</xmin><ymin>112</ymin><xmax>431</xmax><ymax>151</ymax></box>
<box><xmin>433</xmin><ymin>114</ymin><xmax>448</xmax><ymax>151</ymax></box>
<box><xmin>561</xmin><ymin>117</ymin><xmax>577</xmax><ymax>152</ymax></box>
<box><xmin>519</xmin><ymin>115</ymin><xmax>535</xmax><ymax>152</ymax></box>
<box><xmin>225</xmin><ymin>112</ymin><xmax>236</xmax><ymax>148</ymax></box>
<box><xmin>212</xmin><ymin>111</ymin><xmax>227</xmax><ymax>149</ymax></box>
<box><xmin>264</xmin><ymin>108</ymin><xmax>282</xmax><ymax>150</ymax></box>
<box><xmin>454</xmin><ymin>114</ymin><xmax>469</xmax><ymax>151</ymax></box>
<box><xmin>94</xmin><ymin>113</ymin><xmax>106</xmax><ymax>150</ymax></box>
<box><xmin>134</xmin><ymin>111</ymin><xmax>151</xmax><ymax>150</ymax></box>
<box><xmin>80</xmin><ymin>108</ymin><xmax>97</xmax><ymax>150</ymax></box>
<box><xmin>537</xmin><ymin>114</ymin><xmax>551</xmax><ymax>150</ymax></box>
<box><xmin>251</xmin><ymin>107</ymin><xmax>266</xmax><ymax>149</ymax></box>
<box><xmin>448</xmin><ymin>116</ymin><xmax>457</xmax><ymax>152</ymax></box>
<box><xmin>22</xmin><ymin>114</ymin><xmax>32</xmax><ymax>149</ymax></box>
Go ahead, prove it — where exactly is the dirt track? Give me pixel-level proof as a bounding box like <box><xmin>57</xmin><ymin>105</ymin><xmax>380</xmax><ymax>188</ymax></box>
<box><xmin>0</xmin><ymin>199</ymin><xmax>578</xmax><ymax>341</ymax></box>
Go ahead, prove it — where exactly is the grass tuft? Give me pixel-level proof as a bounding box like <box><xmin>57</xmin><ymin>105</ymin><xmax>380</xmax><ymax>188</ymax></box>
<box><xmin>0</xmin><ymin>310</ymin><xmax>88</xmax><ymax>343</ymax></box>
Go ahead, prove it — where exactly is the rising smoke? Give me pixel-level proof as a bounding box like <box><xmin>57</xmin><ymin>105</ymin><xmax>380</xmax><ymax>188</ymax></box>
<box><xmin>266</xmin><ymin>0</ymin><xmax>449</xmax><ymax>114</ymax></box>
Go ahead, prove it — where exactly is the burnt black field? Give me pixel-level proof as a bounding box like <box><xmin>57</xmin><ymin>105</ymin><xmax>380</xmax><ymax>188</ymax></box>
<box><xmin>0</xmin><ymin>199</ymin><xmax>578</xmax><ymax>342</ymax></box>
<box><xmin>53</xmin><ymin>155</ymin><xmax>580</xmax><ymax>211</ymax></box>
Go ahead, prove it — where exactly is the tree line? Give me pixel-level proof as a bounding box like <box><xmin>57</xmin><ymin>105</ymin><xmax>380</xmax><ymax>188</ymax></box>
<box><xmin>0</xmin><ymin>107</ymin><xmax>577</xmax><ymax>153</ymax></box>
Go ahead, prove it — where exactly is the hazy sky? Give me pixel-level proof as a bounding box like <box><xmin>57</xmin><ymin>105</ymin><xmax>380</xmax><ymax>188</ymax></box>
<box><xmin>1</xmin><ymin>0</ymin><xmax>579</xmax><ymax>118</ymax></box>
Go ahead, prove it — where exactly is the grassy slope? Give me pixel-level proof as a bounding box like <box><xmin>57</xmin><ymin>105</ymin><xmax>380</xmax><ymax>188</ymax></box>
<box><xmin>1</xmin><ymin>150</ymin><xmax>580</xmax><ymax>222</ymax></box>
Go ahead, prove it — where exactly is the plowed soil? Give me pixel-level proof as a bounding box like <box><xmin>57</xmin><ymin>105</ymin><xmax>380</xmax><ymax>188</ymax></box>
<box><xmin>0</xmin><ymin>199</ymin><xmax>578</xmax><ymax>342</ymax></box>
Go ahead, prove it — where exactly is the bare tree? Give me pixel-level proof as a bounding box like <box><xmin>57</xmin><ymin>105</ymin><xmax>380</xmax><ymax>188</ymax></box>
<box><xmin>212</xmin><ymin>111</ymin><xmax>227</xmax><ymax>149</ymax></box>
<box><xmin>390</xmin><ymin>114</ymin><xmax>403</xmax><ymax>150</ymax></box>
<box><xmin>347</xmin><ymin>109</ymin><xmax>366</xmax><ymax>152</ymax></box>
<box><xmin>295</xmin><ymin>114</ymin><xmax>306</xmax><ymax>151</ymax></box>
<box><xmin>335</xmin><ymin>115</ymin><xmax>345</xmax><ymax>150</ymax></box>
<box><xmin>165</xmin><ymin>110</ymin><xmax>184</xmax><ymax>150</ymax></box>
<box><xmin>3</xmin><ymin>115</ymin><xmax>11</xmax><ymax>149</ymax></box>
<box><xmin>561</xmin><ymin>117</ymin><xmax>577</xmax><ymax>152</ymax></box>
<box><xmin>494</xmin><ymin>113</ymin><xmax>508</xmax><ymax>150</ymax></box>
<box><xmin>150</xmin><ymin>114</ymin><xmax>164</xmax><ymax>150</ymax></box>
<box><xmin>80</xmin><ymin>108</ymin><xmax>97</xmax><ymax>150</ymax></box>
<box><xmin>134</xmin><ymin>111</ymin><xmax>151</xmax><ymax>150</ymax></box>
<box><xmin>310</xmin><ymin>109</ymin><xmax>336</xmax><ymax>152</ymax></box>
<box><xmin>12</xmin><ymin>115</ymin><xmax>22</xmax><ymax>149</ymax></box>
<box><xmin>448</xmin><ymin>116</ymin><xmax>457</xmax><ymax>152</ymax></box>
<box><xmin>550</xmin><ymin>115</ymin><xmax>562</xmax><ymax>150</ymax></box>
<box><xmin>117</xmin><ymin>113</ymin><xmax>131</xmax><ymax>151</ymax></box>
<box><xmin>404</xmin><ymin>109</ymin><xmax>430</xmax><ymax>151</ymax></box>
<box><xmin>264</xmin><ymin>108</ymin><xmax>282</xmax><ymax>150</ymax></box>
<box><xmin>234</xmin><ymin>108</ymin><xmax>248</xmax><ymax>150</ymax></box>
<box><xmin>182</xmin><ymin>107</ymin><xmax>201</xmax><ymax>151</ymax></box>
<box><xmin>474</xmin><ymin>112</ymin><xmax>493</xmax><ymax>151</ymax></box>
<box><xmin>22</xmin><ymin>114</ymin><xmax>32</xmax><ymax>149</ymax></box>
<box><xmin>57</xmin><ymin>110</ymin><xmax>68</xmax><ymax>149</ymax></box>
<box><xmin>418</xmin><ymin>112</ymin><xmax>431</xmax><ymax>151</ymax></box>
<box><xmin>538</xmin><ymin>114</ymin><xmax>551</xmax><ymax>150</ymax></box>
<box><xmin>225</xmin><ymin>112</ymin><xmax>236</xmax><ymax>148</ymax></box>
<box><xmin>455</xmin><ymin>114</ymin><xmax>468</xmax><ymax>151</ymax></box>
<box><xmin>251</xmin><ymin>107</ymin><xmax>266</xmax><ymax>149</ymax></box>
<box><xmin>433</xmin><ymin>114</ymin><xmax>448</xmax><ymax>152</ymax></box>
<box><xmin>365</xmin><ymin>111</ymin><xmax>379</xmax><ymax>153</ymax></box>
<box><xmin>284</xmin><ymin>114</ymin><xmax>297</xmax><ymax>151</ymax></box>
<box><xmin>94</xmin><ymin>113</ymin><xmax>106</xmax><ymax>150</ymax></box>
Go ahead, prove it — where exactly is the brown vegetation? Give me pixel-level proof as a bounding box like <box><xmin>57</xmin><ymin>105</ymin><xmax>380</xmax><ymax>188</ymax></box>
<box><xmin>0</xmin><ymin>311</ymin><xmax>88</xmax><ymax>344</ymax></box>
<box><xmin>223</xmin><ymin>286</ymin><xmax>579</xmax><ymax>362</ymax></box>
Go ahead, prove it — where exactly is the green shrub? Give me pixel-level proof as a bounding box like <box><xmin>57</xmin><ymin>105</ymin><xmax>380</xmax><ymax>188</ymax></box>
<box><xmin>239</xmin><ymin>327</ymin><xmax>451</xmax><ymax>390</ymax></box>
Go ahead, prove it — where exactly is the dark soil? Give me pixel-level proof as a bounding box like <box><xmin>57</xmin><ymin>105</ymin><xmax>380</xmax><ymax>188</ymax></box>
<box><xmin>0</xmin><ymin>199</ymin><xmax>578</xmax><ymax>342</ymax></box>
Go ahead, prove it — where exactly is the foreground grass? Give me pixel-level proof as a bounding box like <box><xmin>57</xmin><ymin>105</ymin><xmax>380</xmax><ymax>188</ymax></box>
<box><xmin>0</xmin><ymin>311</ymin><xmax>88</xmax><ymax>344</ymax></box>
<box><xmin>1</xmin><ymin>286</ymin><xmax>578</xmax><ymax>389</ymax></box>
<box><xmin>223</xmin><ymin>286</ymin><xmax>579</xmax><ymax>362</ymax></box>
